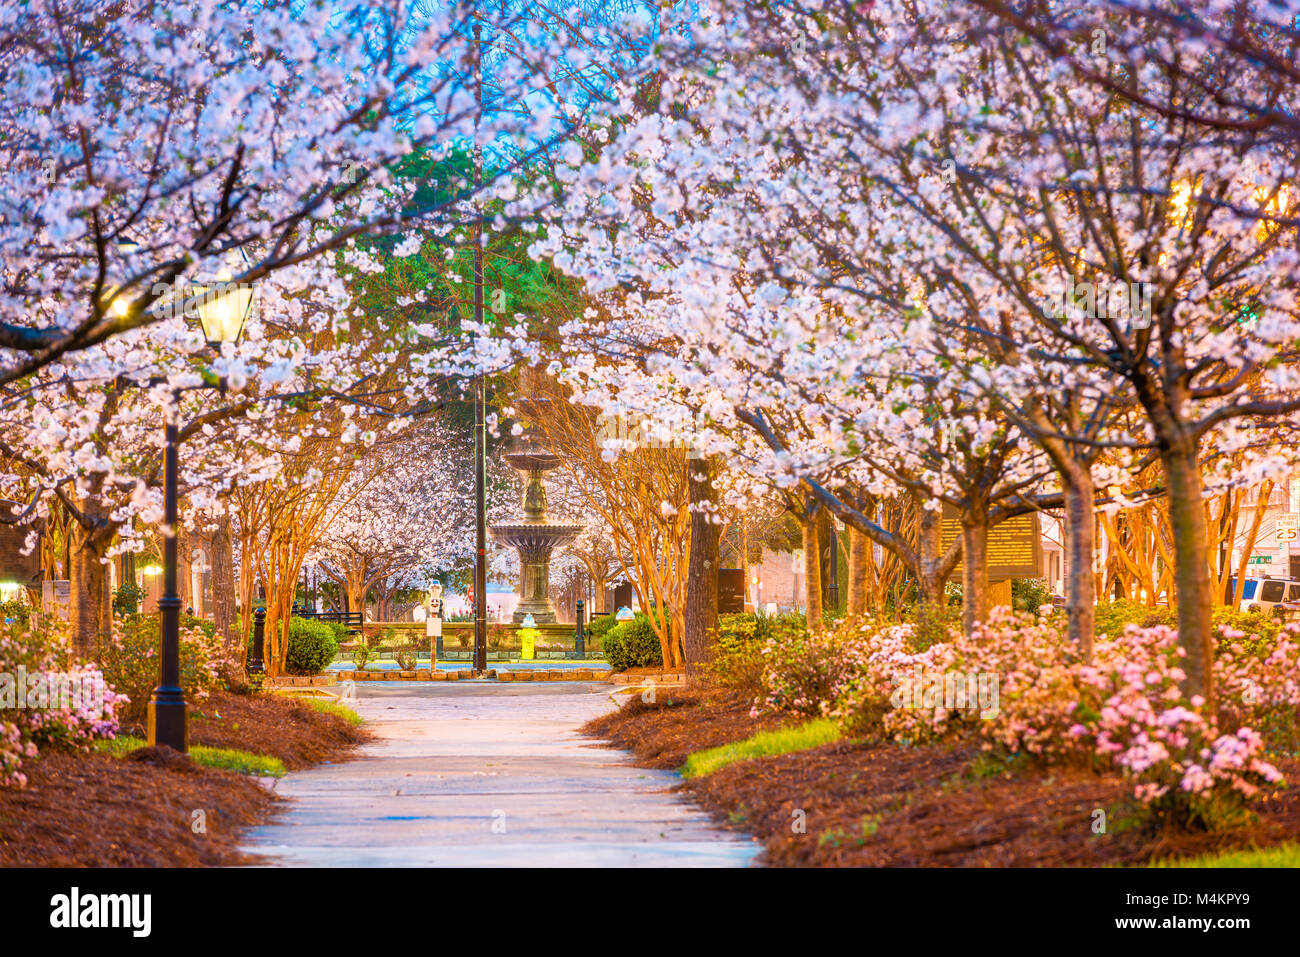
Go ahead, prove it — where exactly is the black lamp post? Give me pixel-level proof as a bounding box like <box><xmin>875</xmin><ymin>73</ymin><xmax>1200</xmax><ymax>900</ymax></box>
<box><xmin>147</xmin><ymin>268</ymin><xmax>254</xmax><ymax>752</ymax></box>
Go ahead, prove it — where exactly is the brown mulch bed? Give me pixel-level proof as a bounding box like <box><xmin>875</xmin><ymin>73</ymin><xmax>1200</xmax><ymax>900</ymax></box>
<box><xmin>584</xmin><ymin>687</ymin><xmax>787</xmax><ymax>769</ymax></box>
<box><xmin>586</xmin><ymin>687</ymin><xmax>1300</xmax><ymax>866</ymax></box>
<box><xmin>0</xmin><ymin>748</ymin><xmax>274</xmax><ymax>866</ymax></box>
<box><xmin>186</xmin><ymin>691</ymin><xmax>370</xmax><ymax>770</ymax></box>
<box><xmin>0</xmin><ymin>690</ymin><xmax>369</xmax><ymax>867</ymax></box>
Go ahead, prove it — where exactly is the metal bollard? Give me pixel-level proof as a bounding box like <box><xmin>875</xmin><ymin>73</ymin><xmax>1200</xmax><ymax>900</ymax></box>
<box><xmin>575</xmin><ymin>599</ymin><xmax>585</xmax><ymax>659</ymax></box>
<box><xmin>249</xmin><ymin>607</ymin><xmax>266</xmax><ymax>692</ymax></box>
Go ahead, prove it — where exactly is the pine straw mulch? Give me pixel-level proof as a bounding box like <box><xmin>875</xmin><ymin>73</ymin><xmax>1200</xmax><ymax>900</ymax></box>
<box><xmin>185</xmin><ymin>690</ymin><xmax>370</xmax><ymax>770</ymax></box>
<box><xmin>584</xmin><ymin>686</ymin><xmax>1300</xmax><ymax>867</ymax></box>
<box><xmin>0</xmin><ymin>690</ymin><xmax>370</xmax><ymax>867</ymax></box>
<box><xmin>584</xmin><ymin>687</ymin><xmax>789</xmax><ymax>769</ymax></box>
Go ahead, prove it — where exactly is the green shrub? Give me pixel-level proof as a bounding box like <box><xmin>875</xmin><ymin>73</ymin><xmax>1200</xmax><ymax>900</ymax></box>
<box><xmin>0</xmin><ymin>597</ymin><xmax>31</xmax><ymax>626</ymax></box>
<box><xmin>706</xmin><ymin>612</ymin><xmax>809</xmax><ymax>696</ymax></box>
<box><xmin>1093</xmin><ymin>599</ymin><xmax>1155</xmax><ymax>638</ymax></box>
<box><xmin>1210</xmin><ymin>607</ymin><xmax>1283</xmax><ymax>647</ymax></box>
<box><xmin>283</xmin><ymin>616</ymin><xmax>339</xmax><ymax>676</ymax></box>
<box><xmin>352</xmin><ymin>642</ymin><xmax>373</xmax><ymax>669</ymax></box>
<box><xmin>1011</xmin><ymin>578</ymin><xmax>1052</xmax><ymax>613</ymax></box>
<box><xmin>587</xmin><ymin>613</ymin><xmax>617</xmax><ymax>640</ymax></box>
<box><xmin>111</xmin><ymin>581</ymin><xmax>143</xmax><ymax>616</ymax></box>
<box><xmin>1094</xmin><ymin>600</ymin><xmax>1280</xmax><ymax>645</ymax></box>
<box><xmin>602</xmin><ymin>613</ymin><xmax>664</xmax><ymax>671</ymax></box>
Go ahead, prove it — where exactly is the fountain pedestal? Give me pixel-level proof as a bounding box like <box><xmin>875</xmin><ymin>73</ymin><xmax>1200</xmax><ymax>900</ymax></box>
<box><xmin>490</xmin><ymin>447</ymin><xmax>581</xmax><ymax>624</ymax></box>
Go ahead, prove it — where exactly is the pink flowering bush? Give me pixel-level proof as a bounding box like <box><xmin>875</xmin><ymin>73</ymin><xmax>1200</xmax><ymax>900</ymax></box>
<box><xmin>98</xmin><ymin>613</ymin><xmax>232</xmax><ymax>725</ymax></box>
<box><xmin>1214</xmin><ymin>622</ymin><xmax>1300</xmax><ymax>751</ymax></box>
<box><xmin>759</xmin><ymin>607</ymin><xmax>1294</xmax><ymax>828</ymax></box>
<box><xmin>1</xmin><ymin>619</ymin><xmax>125</xmax><ymax>788</ymax></box>
<box><xmin>750</xmin><ymin>621</ymin><xmax>873</xmax><ymax>719</ymax></box>
<box><xmin>831</xmin><ymin>621</ymin><xmax>970</xmax><ymax>741</ymax></box>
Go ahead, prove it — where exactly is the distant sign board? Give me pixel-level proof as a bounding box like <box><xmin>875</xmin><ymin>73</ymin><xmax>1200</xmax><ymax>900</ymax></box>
<box><xmin>941</xmin><ymin>504</ymin><xmax>1043</xmax><ymax>582</ymax></box>
<box><xmin>1249</xmin><ymin>555</ymin><xmax>1274</xmax><ymax>565</ymax></box>
<box><xmin>717</xmin><ymin>569</ymin><xmax>746</xmax><ymax>614</ymax></box>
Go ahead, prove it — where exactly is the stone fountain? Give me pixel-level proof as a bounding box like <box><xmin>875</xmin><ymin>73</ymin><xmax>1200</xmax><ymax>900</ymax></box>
<box><xmin>490</xmin><ymin>431</ymin><xmax>582</xmax><ymax>624</ymax></box>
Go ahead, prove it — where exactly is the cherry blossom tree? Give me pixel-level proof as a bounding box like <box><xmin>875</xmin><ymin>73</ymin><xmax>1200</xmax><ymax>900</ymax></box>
<box><xmin>523</xmin><ymin>0</ymin><xmax>1300</xmax><ymax>702</ymax></box>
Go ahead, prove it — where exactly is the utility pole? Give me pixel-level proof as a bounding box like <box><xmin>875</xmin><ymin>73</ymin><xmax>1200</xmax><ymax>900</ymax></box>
<box><xmin>472</xmin><ymin>15</ymin><xmax>488</xmax><ymax>676</ymax></box>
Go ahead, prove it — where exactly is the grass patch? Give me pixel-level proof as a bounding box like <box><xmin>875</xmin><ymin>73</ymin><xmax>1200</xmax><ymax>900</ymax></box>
<box><xmin>304</xmin><ymin>698</ymin><xmax>363</xmax><ymax>726</ymax></box>
<box><xmin>94</xmin><ymin>735</ymin><xmax>147</xmax><ymax>759</ymax></box>
<box><xmin>681</xmin><ymin>718</ymin><xmax>842</xmax><ymax>779</ymax></box>
<box><xmin>1143</xmin><ymin>843</ymin><xmax>1300</xmax><ymax>868</ymax></box>
<box><xmin>94</xmin><ymin>735</ymin><xmax>286</xmax><ymax>777</ymax></box>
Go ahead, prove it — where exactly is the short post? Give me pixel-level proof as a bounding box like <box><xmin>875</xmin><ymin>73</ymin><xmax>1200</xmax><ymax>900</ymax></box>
<box><xmin>248</xmin><ymin>607</ymin><xmax>266</xmax><ymax>692</ymax></box>
<box><xmin>574</xmin><ymin>599</ymin><xmax>585</xmax><ymax>659</ymax></box>
<box><xmin>426</xmin><ymin>581</ymin><xmax>444</xmax><ymax>669</ymax></box>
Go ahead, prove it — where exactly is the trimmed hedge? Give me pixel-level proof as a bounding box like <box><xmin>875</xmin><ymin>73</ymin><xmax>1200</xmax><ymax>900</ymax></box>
<box><xmin>284</xmin><ymin>616</ymin><xmax>340</xmax><ymax>675</ymax></box>
<box><xmin>602</xmin><ymin>613</ymin><xmax>664</xmax><ymax>671</ymax></box>
<box><xmin>1093</xmin><ymin>600</ymin><xmax>1282</xmax><ymax>646</ymax></box>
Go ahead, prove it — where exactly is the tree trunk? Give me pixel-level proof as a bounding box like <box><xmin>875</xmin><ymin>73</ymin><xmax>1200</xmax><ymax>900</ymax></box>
<box><xmin>683</xmin><ymin>456</ymin><xmax>722</xmax><ymax>678</ymax></box>
<box><xmin>847</xmin><ymin>525</ymin><xmax>869</xmax><ymax>619</ymax></box>
<box><xmin>68</xmin><ymin>519</ymin><xmax>112</xmax><ymax>660</ymax></box>
<box><xmin>960</xmin><ymin>514</ymin><xmax>989</xmax><ymax>634</ymax></box>
<box><xmin>347</xmin><ymin>579</ymin><xmax>366</xmax><ymax>622</ymax></box>
<box><xmin>740</xmin><ymin>520</ymin><xmax>751</xmax><ymax>611</ymax></box>
<box><xmin>211</xmin><ymin>514</ymin><xmax>240</xmax><ymax>666</ymax></box>
<box><xmin>914</xmin><ymin>497</ymin><xmax>946</xmax><ymax>605</ymax></box>
<box><xmin>1063</xmin><ymin>470</ymin><xmax>1097</xmax><ymax>658</ymax></box>
<box><xmin>177</xmin><ymin>527</ymin><xmax>192</xmax><ymax>612</ymax></box>
<box><xmin>801</xmin><ymin>509</ymin><xmax>823</xmax><ymax>629</ymax></box>
<box><xmin>1164</xmin><ymin>440</ymin><xmax>1214</xmax><ymax>707</ymax></box>
<box><xmin>817</xmin><ymin>508</ymin><xmax>839</xmax><ymax>617</ymax></box>
<box><xmin>1234</xmin><ymin>480</ymin><xmax>1272</xmax><ymax>606</ymax></box>
<box><xmin>238</xmin><ymin>540</ymin><xmax>256</xmax><ymax>648</ymax></box>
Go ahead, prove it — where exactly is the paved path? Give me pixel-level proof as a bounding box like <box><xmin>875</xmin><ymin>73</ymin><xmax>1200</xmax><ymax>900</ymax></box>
<box><xmin>241</xmin><ymin>681</ymin><xmax>757</xmax><ymax>867</ymax></box>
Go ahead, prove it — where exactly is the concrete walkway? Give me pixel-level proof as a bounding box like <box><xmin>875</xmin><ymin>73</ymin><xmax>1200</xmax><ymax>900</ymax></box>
<box><xmin>241</xmin><ymin>680</ymin><xmax>758</xmax><ymax>867</ymax></box>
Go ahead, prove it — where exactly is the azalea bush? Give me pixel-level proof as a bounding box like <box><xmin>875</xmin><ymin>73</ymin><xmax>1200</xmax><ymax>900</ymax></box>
<box><xmin>752</xmin><ymin>620</ymin><xmax>869</xmax><ymax>718</ymax></box>
<box><xmin>1</xmin><ymin>619</ymin><xmax>124</xmax><ymax>788</ymax></box>
<box><xmin>756</xmin><ymin>608</ymin><xmax>1296</xmax><ymax>828</ymax></box>
<box><xmin>707</xmin><ymin>613</ymin><xmax>806</xmax><ymax>698</ymax></box>
<box><xmin>1215</xmin><ymin>623</ymin><xmax>1300</xmax><ymax>752</ymax></box>
<box><xmin>99</xmin><ymin>613</ymin><xmax>231</xmax><ymax>725</ymax></box>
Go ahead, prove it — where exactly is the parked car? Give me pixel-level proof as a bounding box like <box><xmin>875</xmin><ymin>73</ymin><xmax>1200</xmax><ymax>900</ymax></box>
<box><xmin>1227</xmin><ymin>577</ymin><xmax>1300</xmax><ymax>614</ymax></box>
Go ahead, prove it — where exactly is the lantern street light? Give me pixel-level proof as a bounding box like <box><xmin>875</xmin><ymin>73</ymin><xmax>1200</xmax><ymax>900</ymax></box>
<box><xmin>191</xmin><ymin>270</ymin><xmax>254</xmax><ymax>347</ymax></box>
<box><xmin>148</xmin><ymin>262</ymin><xmax>255</xmax><ymax>753</ymax></box>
